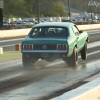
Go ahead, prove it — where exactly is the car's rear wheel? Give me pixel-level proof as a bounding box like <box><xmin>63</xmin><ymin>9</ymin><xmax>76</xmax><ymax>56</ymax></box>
<box><xmin>22</xmin><ymin>54</ymin><xmax>35</xmax><ymax>67</ymax></box>
<box><xmin>81</xmin><ymin>42</ymin><xmax>87</xmax><ymax>60</ymax></box>
<box><xmin>67</xmin><ymin>47</ymin><xmax>78</xmax><ymax>67</ymax></box>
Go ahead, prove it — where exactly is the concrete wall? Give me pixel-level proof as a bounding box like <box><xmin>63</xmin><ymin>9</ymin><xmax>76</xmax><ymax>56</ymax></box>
<box><xmin>77</xmin><ymin>24</ymin><xmax>100</xmax><ymax>31</ymax></box>
<box><xmin>0</xmin><ymin>24</ymin><xmax>100</xmax><ymax>38</ymax></box>
<box><xmin>51</xmin><ymin>77</ymin><xmax>100</xmax><ymax>100</ymax></box>
<box><xmin>0</xmin><ymin>28</ymin><xmax>31</xmax><ymax>38</ymax></box>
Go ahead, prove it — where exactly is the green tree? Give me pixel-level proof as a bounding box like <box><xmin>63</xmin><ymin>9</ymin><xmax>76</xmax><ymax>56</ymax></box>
<box><xmin>40</xmin><ymin>2</ymin><xmax>68</xmax><ymax>17</ymax></box>
<box><xmin>3</xmin><ymin>0</ymin><xmax>100</xmax><ymax>18</ymax></box>
<box><xmin>3</xmin><ymin>0</ymin><xmax>35</xmax><ymax>18</ymax></box>
<box><xmin>51</xmin><ymin>2</ymin><xmax>68</xmax><ymax>17</ymax></box>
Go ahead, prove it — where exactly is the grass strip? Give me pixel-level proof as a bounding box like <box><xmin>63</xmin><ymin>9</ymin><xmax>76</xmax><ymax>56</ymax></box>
<box><xmin>0</xmin><ymin>51</ymin><xmax>22</xmax><ymax>61</ymax></box>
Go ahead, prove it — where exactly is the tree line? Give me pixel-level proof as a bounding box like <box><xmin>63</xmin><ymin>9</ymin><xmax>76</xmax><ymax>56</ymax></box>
<box><xmin>3</xmin><ymin>0</ymin><xmax>100</xmax><ymax>18</ymax></box>
<box><xmin>3</xmin><ymin>0</ymin><xmax>68</xmax><ymax>18</ymax></box>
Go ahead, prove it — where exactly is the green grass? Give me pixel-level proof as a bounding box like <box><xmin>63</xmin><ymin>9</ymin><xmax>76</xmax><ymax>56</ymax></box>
<box><xmin>0</xmin><ymin>51</ymin><xmax>22</xmax><ymax>61</ymax></box>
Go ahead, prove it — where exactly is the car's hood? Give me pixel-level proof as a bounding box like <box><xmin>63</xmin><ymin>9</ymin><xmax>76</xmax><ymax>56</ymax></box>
<box><xmin>23</xmin><ymin>36</ymin><xmax>67</xmax><ymax>44</ymax></box>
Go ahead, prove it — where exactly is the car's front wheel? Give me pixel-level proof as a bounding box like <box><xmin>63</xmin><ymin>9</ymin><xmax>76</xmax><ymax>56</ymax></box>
<box><xmin>22</xmin><ymin>54</ymin><xmax>35</xmax><ymax>67</ymax></box>
<box><xmin>81</xmin><ymin>42</ymin><xmax>87</xmax><ymax>60</ymax></box>
<box><xmin>67</xmin><ymin>47</ymin><xmax>78</xmax><ymax>67</ymax></box>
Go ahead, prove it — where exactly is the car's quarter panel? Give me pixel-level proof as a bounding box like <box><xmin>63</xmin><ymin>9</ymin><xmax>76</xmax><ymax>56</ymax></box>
<box><xmin>77</xmin><ymin>33</ymin><xmax>84</xmax><ymax>52</ymax></box>
<box><xmin>66</xmin><ymin>27</ymin><xmax>77</xmax><ymax>57</ymax></box>
<box><xmin>78</xmin><ymin>32</ymin><xmax>87</xmax><ymax>52</ymax></box>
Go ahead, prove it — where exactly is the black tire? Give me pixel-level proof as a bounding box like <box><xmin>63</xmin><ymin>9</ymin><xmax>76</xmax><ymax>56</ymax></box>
<box><xmin>67</xmin><ymin>47</ymin><xmax>78</xmax><ymax>67</ymax></box>
<box><xmin>81</xmin><ymin>42</ymin><xmax>87</xmax><ymax>60</ymax></box>
<box><xmin>22</xmin><ymin>54</ymin><xmax>34</xmax><ymax>67</ymax></box>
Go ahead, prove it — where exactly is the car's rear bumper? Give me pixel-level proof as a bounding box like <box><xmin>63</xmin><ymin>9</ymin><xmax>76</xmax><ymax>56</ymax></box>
<box><xmin>21</xmin><ymin>50</ymin><xmax>68</xmax><ymax>53</ymax></box>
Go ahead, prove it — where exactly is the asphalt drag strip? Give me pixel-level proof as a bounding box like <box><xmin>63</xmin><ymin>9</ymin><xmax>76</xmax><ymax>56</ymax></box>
<box><xmin>0</xmin><ymin>58</ymin><xmax>100</xmax><ymax>100</ymax></box>
<box><xmin>0</xmin><ymin>41</ymin><xmax>100</xmax><ymax>99</ymax></box>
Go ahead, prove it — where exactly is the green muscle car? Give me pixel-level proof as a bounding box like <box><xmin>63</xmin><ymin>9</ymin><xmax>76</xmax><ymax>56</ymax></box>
<box><xmin>21</xmin><ymin>22</ymin><xmax>88</xmax><ymax>67</ymax></box>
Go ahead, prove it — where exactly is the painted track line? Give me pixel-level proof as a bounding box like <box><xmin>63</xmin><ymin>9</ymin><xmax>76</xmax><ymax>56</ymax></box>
<box><xmin>1</xmin><ymin>43</ymin><xmax>21</xmax><ymax>47</ymax></box>
<box><xmin>46</xmin><ymin>50</ymin><xmax>100</xmax><ymax>67</ymax></box>
<box><xmin>0</xmin><ymin>38</ymin><xmax>24</xmax><ymax>43</ymax></box>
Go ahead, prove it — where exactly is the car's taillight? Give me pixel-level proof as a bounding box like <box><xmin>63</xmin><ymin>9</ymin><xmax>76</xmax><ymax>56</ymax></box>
<box><xmin>23</xmin><ymin>44</ymin><xmax>33</xmax><ymax>50</ymax></box>
<box><xmin>64</xmin><ymin>45</ymin><xmax>66</xmax><ymax>49</ymax></box>
<box><xmin>61</xmin><ymin>45</ymin><xmax>63</xmax><ymax>50</ymax></box>
<box><xmin>57</xmin><ymin>44</ymin><xmax>67</xmax><ymax>50</ymax></box>
<box><xmin>24</xmin><ymin>45</ymin><xmax>27</xmax><ymax>50</ymax></box>
<box><xmin>58</xmin><ymin>45</ymin><xmax>60</xmax><ymax>50</ymax></box>
<box><xmin>27</xmin><ymin>45</ymin><xmax>29</xmax><ymax>49</ymax></box>
<box><xmin>30</xmin><ymin>45</ymin><xmax>33</xmax><ymax>50</ymax></box>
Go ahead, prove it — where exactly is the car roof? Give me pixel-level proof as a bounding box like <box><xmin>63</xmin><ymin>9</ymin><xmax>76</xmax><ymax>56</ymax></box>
<box><xmin>34</xmin><ymin>22</ymin><xmax>75</xmax><ymax>28</ymax></box>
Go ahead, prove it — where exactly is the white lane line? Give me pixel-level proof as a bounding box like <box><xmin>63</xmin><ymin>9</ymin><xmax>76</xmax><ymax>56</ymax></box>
<box><xmin>87</xmin><ymin>41</ymin><xmax>100</xmax><ymax>49</ymax></box>
<box><xmin>46</xmin><ymin>50</ymin><xmax>100</xmax><ymax>67</ymax></box>
<box><xmin>86</xmin><ymin>50</ymin><xmax>100</xmax><ymax>57</ymax></box>
<box><xmin>85</xmin><ymin>59</ymin><xmax>100</xmax><ymax>67</ymax></box>
<box><xmin>85</xmin><ymin>31</ymin><xmax>100</xmax><ymax>34</ymax></box>
<box><xmin>87</xmin><ymin>32</ymin><xmax>100</xmax><ymax>35</ymax></box>
<box><xmin>84</xmin><ymin>30</ymin><xmax>100</xmax><ymax>33</ymax></box>
<box><xmin>1</xmin><ymin>43</ymin><xmax>21</xmax><ymax>47</ymax></box>
<box><xmin>0</xmin><ymin>62</ymin><xmax>22</xmax><ymax>70</ymax></box>
<box><xmin>0</xmin><ymin>38</ymin><xmax>24</xmax><ymax>43</ymax></box>
<box><xmin>85</xmin><ymin>29</ymin><xmax>100</xmax><ymax>32</ymax></box>
<box><xmin>0</xmin><ymin>59</ymin><xmax>42</xmax><ymax>70</ymax></box>
<box><xmin>0</xmin><ymin>72</ymin><xmax>26</xmax><ymax>82</ymax></box>
<box><xmin>87</xmin><ymin>29</ymin><xmax>100</xmax><ymax>31</ymax></box>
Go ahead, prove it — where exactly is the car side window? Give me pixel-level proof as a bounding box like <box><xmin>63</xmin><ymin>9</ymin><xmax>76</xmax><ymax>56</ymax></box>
<box><xmin>71</xmin><ymin>27</ymin><xmax>74</xmax><ymax>34</ymax></box>
<box><xmin>72</xmin><ymin>25</ymin><xmax>79</xmax><ymax>35</ymax></box>
<box><xmin>32</xmin><ymin>28</ymin><xmax>37</xmax><ymax>36</ymax></box>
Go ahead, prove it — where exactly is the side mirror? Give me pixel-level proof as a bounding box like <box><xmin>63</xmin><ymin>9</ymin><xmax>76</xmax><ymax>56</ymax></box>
<box><xmin>79</xmin><ymin>30</ymin><xmax>83</xmax><ymax>33</ymax></box>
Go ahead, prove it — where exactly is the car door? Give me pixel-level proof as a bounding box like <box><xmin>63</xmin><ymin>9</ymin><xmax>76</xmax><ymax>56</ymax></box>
<box><xmin>72</xmin><ymin>25</ymin><xmax>84</xmax><ymax>52</ymax></box>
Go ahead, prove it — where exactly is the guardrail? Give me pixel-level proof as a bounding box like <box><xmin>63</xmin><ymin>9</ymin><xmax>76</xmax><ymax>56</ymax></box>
<box><xmin>0</xmin><ymin>24</ymin><xmax>100</xmax><ymax>38</ymax></box>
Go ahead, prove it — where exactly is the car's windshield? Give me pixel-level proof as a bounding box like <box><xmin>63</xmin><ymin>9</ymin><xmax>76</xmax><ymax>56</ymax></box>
<box><xmin>30</xmin><ymin>27</ymin><xmax>68</xmax><ymax>37</ymax></box>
